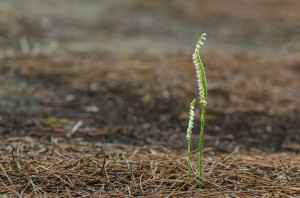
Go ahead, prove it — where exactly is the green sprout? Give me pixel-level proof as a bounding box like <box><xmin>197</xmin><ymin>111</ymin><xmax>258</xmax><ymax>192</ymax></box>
<box><xmin>186</xmin><ymin>33</ymin><xmax>208</xmax><ymax>189</ymax></box>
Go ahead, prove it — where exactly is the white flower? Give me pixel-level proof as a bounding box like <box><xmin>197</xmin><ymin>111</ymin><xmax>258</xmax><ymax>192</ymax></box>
<box><xmin>192</xmin><ymin>33</ymin><xmax>207</xmax><ymax>106</ymax></box>
<box><xmin>186</xmin><ymin>99</ymin><xmax>196</xmax><ymax>140</ymax></box>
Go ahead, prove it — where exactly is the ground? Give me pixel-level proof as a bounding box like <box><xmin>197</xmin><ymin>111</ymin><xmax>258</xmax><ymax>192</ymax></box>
<box><xmin>0</xmin><ymin>0</ymin><xmax>299</xmax><ymax>197</ymax></box>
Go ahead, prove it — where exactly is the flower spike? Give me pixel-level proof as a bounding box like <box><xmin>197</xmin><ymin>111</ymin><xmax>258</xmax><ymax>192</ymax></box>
<box><xmin>192</xmin><ymin>33</ymin><xmax>208</xmax><ymax>106</ymax></box>
<box><xmin>186</xmin><ymin>99</ymin><xmax>196</xmax><ymax>140</ymax></box>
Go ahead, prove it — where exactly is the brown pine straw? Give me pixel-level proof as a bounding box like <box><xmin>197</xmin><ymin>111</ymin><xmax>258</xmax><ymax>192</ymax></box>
<box><xmin>0</xmin><ymin>137</ymin><xmax>299</xmax><ymax>197</ymax></box>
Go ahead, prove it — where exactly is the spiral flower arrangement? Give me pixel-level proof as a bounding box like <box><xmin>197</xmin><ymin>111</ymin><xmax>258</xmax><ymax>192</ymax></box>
<box><xmin>186</xmin><ymin>33</ymin><xmax>208</xmax><ymax>189</ymax></box>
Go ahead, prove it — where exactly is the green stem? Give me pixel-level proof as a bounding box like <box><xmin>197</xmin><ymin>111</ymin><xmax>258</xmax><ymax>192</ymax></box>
<box><xmin>199</xmin><ymin>104</ymin><xmax>205</xmax><ymax>189</ymax></box>
<box><xmin>187</xmin><ymin>138</ymin><xmax>191</xmax><ymax>184</ymax></box>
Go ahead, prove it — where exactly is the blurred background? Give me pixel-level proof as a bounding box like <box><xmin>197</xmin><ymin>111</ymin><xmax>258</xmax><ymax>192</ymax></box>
<box><xmin>0</xmin><ymin>0</ymin><xmax>299</xmax><ymax>152</ymax></box>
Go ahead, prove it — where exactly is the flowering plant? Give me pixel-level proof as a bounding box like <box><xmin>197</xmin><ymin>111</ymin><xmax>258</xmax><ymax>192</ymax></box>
<box><xmin>186</xmin><ymin>33</ymin><xmax>208</xmax><ymax>189</ymax></box>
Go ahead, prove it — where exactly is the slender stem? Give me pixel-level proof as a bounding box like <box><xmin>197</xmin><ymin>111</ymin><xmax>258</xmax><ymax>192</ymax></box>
<box><xmin>187</xmin><ymin>138</ymin><xmax>191</xmax><ymax>184</ymax></box>
<box><xmin>199</xmin><ymin>104</ymin><xmax>205</xmax><ymax>189</ymax></box>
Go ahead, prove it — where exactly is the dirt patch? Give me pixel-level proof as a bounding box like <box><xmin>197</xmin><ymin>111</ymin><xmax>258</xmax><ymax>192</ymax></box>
<box><xmin>1</xmin><ymin>51</ymin><xmax>299</xmax><ymax>152</ymax></box>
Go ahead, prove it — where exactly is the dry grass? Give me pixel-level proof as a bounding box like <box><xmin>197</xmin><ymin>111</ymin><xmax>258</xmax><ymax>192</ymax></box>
<box><xmin>0</xmin><ymin>137</ymin><xmax>299</xmax><ymax>197</ymax></box>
